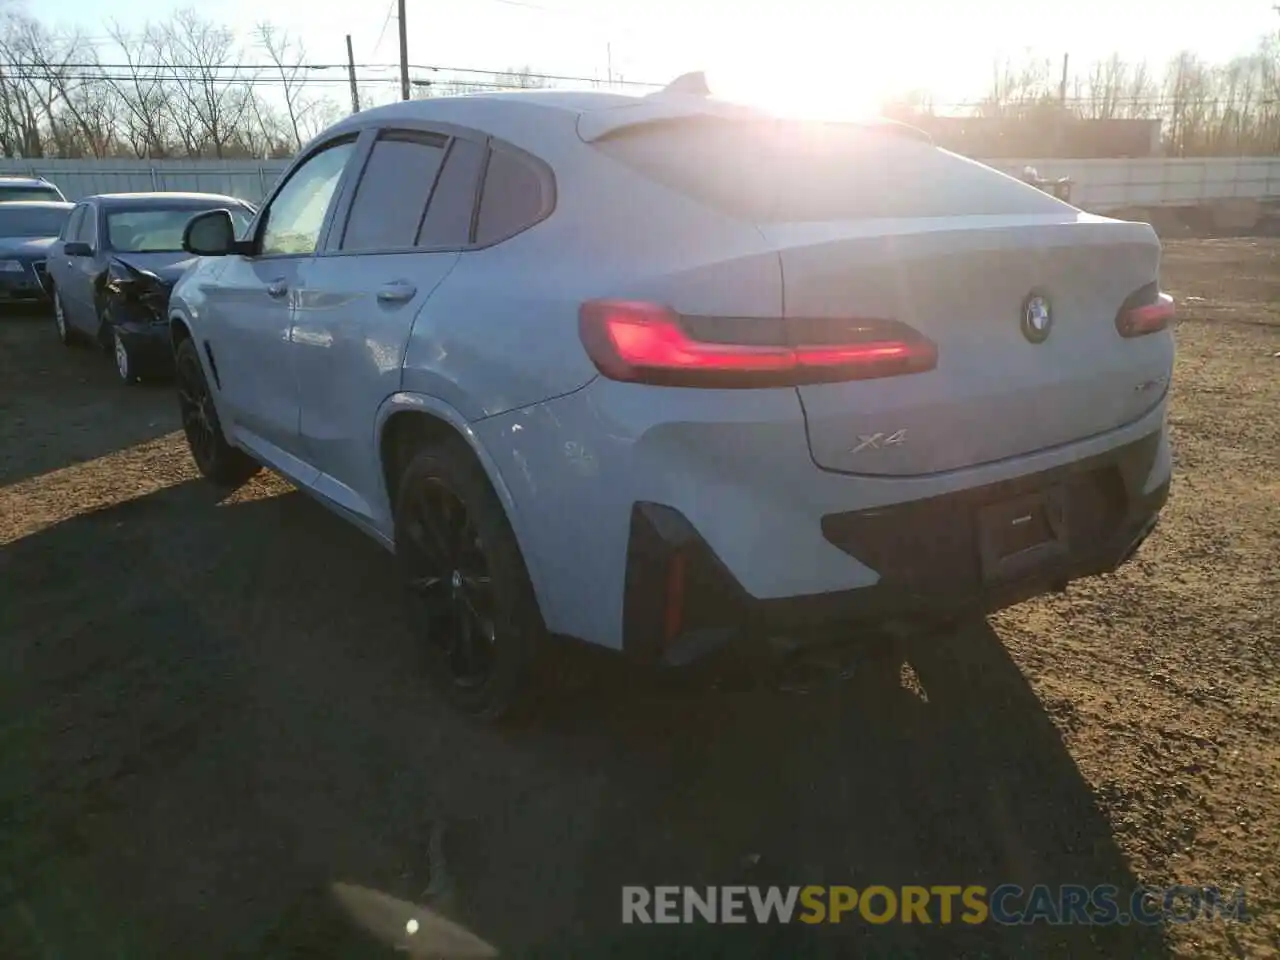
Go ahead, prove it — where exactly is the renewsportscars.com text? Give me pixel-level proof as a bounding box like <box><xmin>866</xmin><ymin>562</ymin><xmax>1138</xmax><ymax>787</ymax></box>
<box><xmin>622</xmin><ymin>884</ymin><xmax>1250</xmax><ymax>926</ymax></box>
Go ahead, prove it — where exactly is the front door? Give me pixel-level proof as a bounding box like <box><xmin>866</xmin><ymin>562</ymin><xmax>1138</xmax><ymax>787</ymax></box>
<box><xmin>202</xmin><ymin>137</ymin><xmax>360</xmax><ymax>470</ymax></box>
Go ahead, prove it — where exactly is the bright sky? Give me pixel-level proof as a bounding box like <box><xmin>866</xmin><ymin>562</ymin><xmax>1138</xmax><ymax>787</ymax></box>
<box><xmin>30</xmin><ymin>0</ymin><xmax>1280</xmax><ymax>116</ymax></box>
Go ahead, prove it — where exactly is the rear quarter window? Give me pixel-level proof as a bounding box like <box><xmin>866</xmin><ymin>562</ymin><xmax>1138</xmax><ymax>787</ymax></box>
<box><xmin>474</xmin><ymin>146</ymin><xmax>552</xmax><ymax>246</ymax></box>
<box><xmin>593</xmin><ymin>117</ymin><xmax>1069</xmax><ymax>223</ymax></box>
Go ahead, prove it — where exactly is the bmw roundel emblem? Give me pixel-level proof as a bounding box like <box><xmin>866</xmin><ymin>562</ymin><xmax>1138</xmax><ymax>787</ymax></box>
<box><xmin>1022</xmin><ymin>292</ymin><xmax>1053</xmax><ymax>343</ymax></box>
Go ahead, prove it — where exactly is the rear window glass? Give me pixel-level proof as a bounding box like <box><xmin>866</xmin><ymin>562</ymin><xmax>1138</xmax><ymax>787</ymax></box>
<box><xmin>0</xmin><ymin>185</ymin><xmax>62</xmax><ymax>203</ymax></box>
<box><xmin>342</xmin><ymin>131</ymin><xmax>447</xmax><ymax>251</ymax></box>
<box><xmin>593</xmin><ymin>117</ymin><xmax>1068</xmax><ymax>222</ymax></box>
<box><xmin>417</xmin><ymin>138</ymin><xmax>484</xmax><ymax>248</ymax></box>
<box><xmin>0</xmin><ymin>206</ymin><xmax>69</xmax><ymax>237</ymax></box>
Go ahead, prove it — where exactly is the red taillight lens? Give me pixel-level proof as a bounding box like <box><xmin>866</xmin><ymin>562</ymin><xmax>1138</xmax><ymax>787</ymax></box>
<box><xmin>578</xmin><ymin>300</ymin><xmax>937</xmax><ymax>388</ymax></box>
<box><xmin>1117</xmin><ymin>292</ymin><xmax>1174</xmax><ymax>338</ymax></box>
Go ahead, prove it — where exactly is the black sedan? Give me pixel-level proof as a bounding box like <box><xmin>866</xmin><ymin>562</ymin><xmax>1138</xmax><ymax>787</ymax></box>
<box><xmin>0</xmin><ymin>201</ymin><xmax>73</xmax><ymax>309</ymax></box>
<box><xmin>44</xmin><ymin>192</ymin><xmax>255</xmax><ymax>383</ymax></box>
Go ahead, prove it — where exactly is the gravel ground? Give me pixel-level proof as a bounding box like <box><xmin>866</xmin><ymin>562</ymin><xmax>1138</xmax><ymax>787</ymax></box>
<box><xmin>0</xmin><ymin>239</ymin><xmax>1276</xmax><ymax>959</ymax></box>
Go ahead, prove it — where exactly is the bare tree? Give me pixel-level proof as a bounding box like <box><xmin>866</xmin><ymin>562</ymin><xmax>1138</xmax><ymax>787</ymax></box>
<box><xmin>0</xmin><ymin>14</ymin><xmax>85</xmax><ymax>157</ymax></box>
<box><xmin>256</xmin><ymin>22</ymin><xmax>308</xmax><ymax>151</ymax></box>
<box><xmin>0</xmin><ymin>16</ymin><xmax>45</xmax><ymax>156</ymax></box>
<box><xmin>103</xmin><ymin>21</ymin><xmax>175</xmax><ymax>158</ymax></box>
<box><xmin>157</xmin><ymin>8</ymin><xmax>254</xmax><ymax>157</ymax></box>
<box><xmin>8</xmin><ymin>5</ymin><xmax>1280</xmax><ymax>160</ymax></box>
<box><xmin>494</xmin><ymin>65</ymin><xmax>549</xmax><ymax>90</ymax></box>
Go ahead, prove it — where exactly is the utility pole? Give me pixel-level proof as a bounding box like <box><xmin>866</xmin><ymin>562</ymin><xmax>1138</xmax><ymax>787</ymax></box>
<box><xmin>606</xmin><ymin>42</ymin><xmax>613</xmax><ymax>86</ymax></box>
<box><xmin>1059</xmin><ymin>53</ymin><xmax>1069</xmax><ymax>106</ymax></box>
<box><xmin>398</xmin><ymin>0</ymin><xmax>410</xmax><ymax>100</ymax></box>
<box><xmin>345</xmin><ymin>35</ymin><xmax>360</xmax><ymax>114</ymax></box>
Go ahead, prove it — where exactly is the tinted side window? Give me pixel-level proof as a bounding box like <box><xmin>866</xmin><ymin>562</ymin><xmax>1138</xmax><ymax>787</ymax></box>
<box><xmin>474</xmin><ymin>147</ymin><xmax>547</xmax><ymax>245</ymax></box>
<box><xmin>61</xmin><ymin>206</ymin><xmax>84</xmax><ymax>241</ymax></box>
<box><xmin>341</xmin><ymin>131</ymin><xmax>447</xmax><ymax>252</ymax></box>
<box><xmin>261</xmin><ymin>139</ymin><xmax>357</xmax><ymax>256</ymax></box>
<box><xmin>416</xmin><ymin>137</ymin><xmax>484</xmax><ymax>248</ymax></box>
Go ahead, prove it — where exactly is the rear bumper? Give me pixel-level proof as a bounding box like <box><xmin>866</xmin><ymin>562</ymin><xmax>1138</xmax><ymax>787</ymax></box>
<box><xmin>623</xmin><ymin>458</ymin><xmax>1168</xmax><ymax>664</ymax></box>
<box><xmin>473</xmin><ymin>377</ymin><xmax>1172</xmax><ymax>654</ymax></box>
<box><xmin>624</xmin><ymin>471</ymin><xmax>1167</xmax><ymax>665</ymax></box>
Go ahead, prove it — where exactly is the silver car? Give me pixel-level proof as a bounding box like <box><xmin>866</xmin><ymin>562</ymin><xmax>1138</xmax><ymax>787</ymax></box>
<box><xmin>170</xmin><ymin>84</ymin><xmax>1175</xmax><ymax>718</ymax></box>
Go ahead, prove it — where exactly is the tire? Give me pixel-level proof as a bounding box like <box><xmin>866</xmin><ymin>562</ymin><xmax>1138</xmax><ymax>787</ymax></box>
<box><xmin>394</xmin><ymin>436</ymin><xmax>546</xmax><ymax>721</ymax></box>
<box><xmin>52</xmin><ymin>290</ymin><xmax>77</xmax><ymax>346</ymax></box>
<box><xmin>112</xmin><ymin>326</ymin><xmax>139</xmax><ymax>385</ymax></box>
<box><xmin>174</xmin><ymin>337</ymin><xmax>259</xmax><ymax>487</ymax></box>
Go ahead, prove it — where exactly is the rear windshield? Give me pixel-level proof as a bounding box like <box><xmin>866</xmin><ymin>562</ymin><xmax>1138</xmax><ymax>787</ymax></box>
<box><xmin>594</xmin><ymin>117</ymin><xmax>1068</xmax><ymax>223</ymax></box>
<box><xmin>0</xmin><ymin>186</ymin><xmax>63</xmax><ymax>203</ymax></box>
<box><xmin>0</xmin><ymin>207</ymin><xmax>69</xmax><ymax>237</ymax></box>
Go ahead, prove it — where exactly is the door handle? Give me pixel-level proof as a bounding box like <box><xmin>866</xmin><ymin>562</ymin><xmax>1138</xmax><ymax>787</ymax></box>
<box><xmin>267</xmin><ymin>278</ymin><xmax>288</xmax><ymax>299</ymax></box>
<box><xmin>376</xmin><ymin>281</ymin><xmax>417</xmax><ymax>304</ymax></box>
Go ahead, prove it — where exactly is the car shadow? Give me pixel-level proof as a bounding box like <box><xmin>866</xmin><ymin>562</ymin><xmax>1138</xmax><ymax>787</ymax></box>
<box><xmin>0</xmin><ymin>482</ymin><xmax>1170</xmax><ymax>959</ymax></box>
<box><xmin>0</xmin><ymin>313</ymin><xmax>178</xmax><ymax>486</ymax></box>
<box><xmin>463</xmin><ymin>628</ymin><xmax>1172</xmax><ymax>959</ymax></box>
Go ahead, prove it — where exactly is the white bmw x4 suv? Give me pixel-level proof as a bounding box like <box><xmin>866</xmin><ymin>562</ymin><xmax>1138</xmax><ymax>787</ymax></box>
<box><xmin>170</xmin><ymin>83</ymin><xmax>1174</xmax><ymax>717</ymax></box>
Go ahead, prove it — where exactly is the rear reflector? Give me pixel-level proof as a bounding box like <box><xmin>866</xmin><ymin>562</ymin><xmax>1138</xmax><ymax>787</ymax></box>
<box><xmin>579</xmin><ymin>300</ymin><xmax>937</xmax><ymax>387</ymax></box>
<box><xmin>1117</xmin><ymin>291</ymin><xmax>1174</xmax><ymax>338</ymax></box>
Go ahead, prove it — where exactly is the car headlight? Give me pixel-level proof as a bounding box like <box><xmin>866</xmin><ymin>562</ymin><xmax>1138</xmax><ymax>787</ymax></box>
<box><xmin>0</xmin><ymin>259</ymin><xmax>24</xmax><ymax>273</ymax></box>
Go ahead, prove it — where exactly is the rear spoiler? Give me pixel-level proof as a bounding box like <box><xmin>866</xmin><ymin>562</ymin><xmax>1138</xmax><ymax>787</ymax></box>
<box><xmin>577</xmin><ymin>93</ymin><xmax>934</xmax><ymax>146</ymax></box>
<box><xmin>576</xmin><ymin>96</ymin><xmax>765</xmax><ymax>143</ymax></box>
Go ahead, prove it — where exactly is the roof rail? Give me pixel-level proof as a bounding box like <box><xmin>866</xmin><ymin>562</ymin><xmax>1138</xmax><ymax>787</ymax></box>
<box><xmin>650</xmin><ymin>71</ymin><xmax>711</xmax><ymax>98</ymax></box>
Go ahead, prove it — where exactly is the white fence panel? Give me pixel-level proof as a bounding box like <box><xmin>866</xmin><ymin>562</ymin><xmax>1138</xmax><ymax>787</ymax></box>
<box><xmin>5</xmin><ymin>155</ymin><xmax>1280</xmax><ymax>212</ymax></box>
<box><xmin>0</xmin><ymin>158</ymin><xmax>290</xmax><ymax>203</ymax></box>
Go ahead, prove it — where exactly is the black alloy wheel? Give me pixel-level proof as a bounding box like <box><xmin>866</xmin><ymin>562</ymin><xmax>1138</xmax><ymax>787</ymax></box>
<box><xmin>174</xmin><ymin>337</ymin><xmax>259</xmax><ymax>487</ymax></box>
<box><xmin>393</xmin><ymin>438</ymin><xmax>544</xmax><ymax>720</ymax></box>
<box><xmin>401</xmin><ymin>477</ymin><xmax>498</xmax><ymax>690</ymax></box>
<box><xmin>177</xmin><ymin>342</ymin><xmax>218</xmax><ymax>471</ymax></box>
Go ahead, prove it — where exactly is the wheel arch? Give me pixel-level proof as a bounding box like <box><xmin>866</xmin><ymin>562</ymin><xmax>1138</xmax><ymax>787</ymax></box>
<box><xmin>170</xmin><ymin>313</ymin><xmax>194</xmax><ymax>348</ymax></box>
<box><xmin>375</xmin><ymin>392</ymin><xmax>550</xmax><ymax>612</ymax></box>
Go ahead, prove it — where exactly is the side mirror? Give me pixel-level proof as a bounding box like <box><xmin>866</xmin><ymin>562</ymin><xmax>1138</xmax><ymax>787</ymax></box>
<box><xmin>64</xmin><ymin>241</ymin><xmax>92</xmax><ymax>257</ymax></box>
<box><xmin>183</xmin><ymin>209</ymin><xmax>238</xmax><ymax>256</ymax></box>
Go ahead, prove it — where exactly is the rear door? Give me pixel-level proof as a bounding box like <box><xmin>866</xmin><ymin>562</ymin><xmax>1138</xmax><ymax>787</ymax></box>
<box><xmin>293</xmin><ymin>128</ymin><xmax>483</xmax><ymax>522</ymax></box>
<box><xmin>59</xmin><ymin>203</ymin><xmax>99</xmax><ymax>331</ymax></box>
<box><xmin>46</xmin><ymin>203</ymin><xmax>83</xmax><ymax>300</ymax></box>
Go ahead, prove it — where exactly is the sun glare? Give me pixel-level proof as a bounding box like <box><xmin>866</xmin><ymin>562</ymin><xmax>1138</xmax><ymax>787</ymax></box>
<box><xmin>706</xmin><ymin>65</ymin><xmax>886</xmax><ymax>122</ymax></box>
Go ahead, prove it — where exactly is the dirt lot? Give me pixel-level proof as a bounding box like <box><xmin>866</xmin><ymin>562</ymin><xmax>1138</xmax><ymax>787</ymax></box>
<box><xmin>1</xmin><ymin>240</ymin><xmax>1276</xmax><ymax>959</ymax></box>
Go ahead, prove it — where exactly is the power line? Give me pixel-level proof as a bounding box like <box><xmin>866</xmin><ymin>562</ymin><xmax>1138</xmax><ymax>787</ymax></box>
<box><xmin>9</xmin><ymin>60</ymin><xmax>1276</xmax><ymax>111</ymax></box>
<box><xmin>404</xmin><ymin>62</ymin><xmax>659</xmax><ymax>87</ymax></box>
<box><xmin>0</xmin><ymin>60</ymin><xmax>665</xmax><ymax>88</ymax></box>
<box><xmin>0</xmin><ymin>61</ymin><xmax>390</xmax><ymax>72</ymax></box>
<box><xmin>0</xmin><ymin>70</ymin><xmax>627</xmax><ymax>93</ymax></box>
<box><xmin>371</xmin><ymin>0</ymin><xmax>397</xmax><ymax>57</ymax></box>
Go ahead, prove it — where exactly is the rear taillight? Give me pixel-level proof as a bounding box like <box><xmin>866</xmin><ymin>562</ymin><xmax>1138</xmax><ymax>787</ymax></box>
<box><xmin>578</xmin><ymin>300</ymin><xmax>937</xmax><ymax>388</ymax></box>
<box><xmin>1116</xmin><ymin>291</ymin><xmax>1174</xmax><ymax>338</ymax></box>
